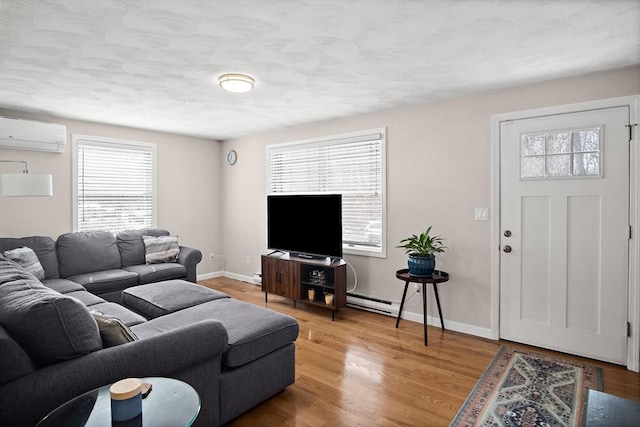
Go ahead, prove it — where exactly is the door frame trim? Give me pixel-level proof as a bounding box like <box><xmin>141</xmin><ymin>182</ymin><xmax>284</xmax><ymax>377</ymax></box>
<box><xmin>490</xmin><ymin>95</ymin><xmax>640</xmax><ymax>372</ymax></box>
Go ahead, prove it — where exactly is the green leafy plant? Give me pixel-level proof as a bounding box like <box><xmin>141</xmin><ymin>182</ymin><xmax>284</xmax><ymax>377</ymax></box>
<box><xmin>397</xmin><ymin>226</ymin><xmax>447</xmax><ymax>257</ymax></box>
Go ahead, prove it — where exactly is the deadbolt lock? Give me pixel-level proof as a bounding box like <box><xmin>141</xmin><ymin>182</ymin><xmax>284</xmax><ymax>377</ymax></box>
<box><xmin>503</xmin><ymin>245</ymin><xmax>512</xmax><ymax>253</ymax></box>
<box><xmin>504</xmin><ymin>230</ymin><xmax>512</xmax><ymax>237</ymax></box>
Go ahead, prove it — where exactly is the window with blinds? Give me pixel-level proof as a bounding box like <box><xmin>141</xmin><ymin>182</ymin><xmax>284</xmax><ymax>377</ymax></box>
<box><xmin>73</xmin><ymin>136</ymin><xmax>156</xmax><ymax>233</ymax></box>
<box><xmin>267</xmin><ymin>128</ymin><xmax>386</xmax><ymax>257</ymax></box>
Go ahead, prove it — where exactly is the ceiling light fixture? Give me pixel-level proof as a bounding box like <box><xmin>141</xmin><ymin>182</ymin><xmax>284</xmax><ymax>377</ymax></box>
<box><xmin>218</xmin><ymin>73</ymin><xmax>255</xmax><ymax>93</ymax></box>
<box><xmin>0</xmin><ymin>160</ymin><xmax>53</xmax><ymax>197</ymax></box>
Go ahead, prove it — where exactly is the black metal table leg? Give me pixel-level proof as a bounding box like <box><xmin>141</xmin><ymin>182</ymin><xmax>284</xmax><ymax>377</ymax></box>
<box><xmin>395</xmin><ymin>269</ymin><xmax>449</xmax><ymax>346</ymax></box>
<box><xmin>422</xmin><ymin>282</ymin><xmax>428</xmax><ymax>345</ymax></box>
<box><xmin>395</xmin><ymin>281</ymin><xmax>410</xmax><ymax>328</ymax></box>
<box><xmin>265</xmin><ymin>292</ymin><xmax>268</xmax><ymax>303</ymax></box>
<box><xmin>433</xmin><ymin>283</ymin><xmax>445</xmax><ymax>330</ymax></box>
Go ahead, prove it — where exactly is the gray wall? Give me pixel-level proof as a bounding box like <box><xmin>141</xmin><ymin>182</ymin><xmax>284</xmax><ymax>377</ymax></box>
<box><xmin>0</xmin><ymin>111</ymin><xmax>224</xmax><ymax>275</ymax></box>
<box><xmin>220</xmin><ymin>66</ymin><xmax>640</xmax><ymax>335</ymax></box>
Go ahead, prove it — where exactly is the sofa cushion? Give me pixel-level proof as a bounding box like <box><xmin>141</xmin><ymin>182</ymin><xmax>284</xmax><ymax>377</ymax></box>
<box><xmin>90</xmin><ymin>311</ymin><xmax>139</xmax><ymax>348</ymax></box>
<box><xmin>67</xmin><ymin>269</ymin><xmax>139</xmax><ymax>295</ymax></box>
<box><xmin>65</xmin><ymin>290</ymin><xmax>105</xmax><ymax>307</ymax></box>
<box><xmin>143</xmin><ymin>235</ymin><xmax>180</xmax><ymax>263</ymax></box>
<box><xmin>2</xmin><ymin>247</ymin><xmax>45</xmax><ymax>281</ymax></box>
<box><xmin>122</xmin><ymin>263</ymin><xmax>186</xmax><ymax>285</ymax></box>
<box><xmin>122</xmin><ymin>280</ymin><xmax>229</xmax><ymax>318</ymax></box>
<box><xmin>88</xmin><ymin>302</ymin><xmax>147</xmax><ymax>326</ymax></box>
<box><xmin>0</xmin><ymin>324</ymin><xmax>35</xmax><ymax>385</ymax></box>
<box><xmin>117</xmin><ymin>228</ymin><xmax>170</xmax><ymax>267</ymax></box>
<box><xmin>56</xmin><ymin>231</ymin><xmax>121</xmax><ymax>278</ymax></box>
<box><xmin>43</xmin><ymin>278</ymin><xmax>86</xmax><ymax>294</ymax></box>
<box><xmin>131</xmin><ymin>298</ymin><xmax>299</xmax><ymax>368</ymax></box>
<box><xmin>0</xmin><ymin>236</ymin><xmax>60</xmax><ymax>279</ymax></box>
<box><xmin>0</xmin><ymin>278</ymin><xmax>102</xmax><ymax>365</ymax></box>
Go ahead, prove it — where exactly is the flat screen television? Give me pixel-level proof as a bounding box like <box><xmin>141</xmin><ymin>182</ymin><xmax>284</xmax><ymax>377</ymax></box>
<box><xmin>267</xmin><ymin>194</ymin><xmax>342</xmax><ymax>259</ymax></box>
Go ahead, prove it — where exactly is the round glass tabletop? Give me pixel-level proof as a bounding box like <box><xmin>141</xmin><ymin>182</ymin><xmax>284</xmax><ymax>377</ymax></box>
<box><xmin>37</xmin><ymin>377</ymin><xmax>200</xmax><ymax>427</ymax></box>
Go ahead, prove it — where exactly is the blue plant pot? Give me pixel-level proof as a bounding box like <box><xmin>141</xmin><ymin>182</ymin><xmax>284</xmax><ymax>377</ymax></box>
<box><xmin>408</xmin><ymin>254</ymin><xmax>435</xmax><ymax>277</ymax></box>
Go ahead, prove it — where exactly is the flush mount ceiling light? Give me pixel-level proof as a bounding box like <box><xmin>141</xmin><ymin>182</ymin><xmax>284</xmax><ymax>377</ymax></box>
<box><xmin>218</xmin><ymin>73</ymin><xmax>255</xmax><ymax>93</ymax></box>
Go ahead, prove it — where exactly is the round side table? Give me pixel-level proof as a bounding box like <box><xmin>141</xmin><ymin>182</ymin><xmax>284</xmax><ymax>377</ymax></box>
<box><xmin>37</xmin><ymin>377</ymin><xmax>200</xmax><ymax>427</ymax></box>
<box><xmin>395</xmin><ymin>269</ymin><xmax>450</xmax><ymax>345</ymax></box>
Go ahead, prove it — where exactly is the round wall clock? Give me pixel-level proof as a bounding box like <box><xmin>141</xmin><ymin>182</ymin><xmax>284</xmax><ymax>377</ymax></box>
<box><xmin>226</xmin><ymin>150</ymin><xmax>237</xmax><ymax>165</ymax></box>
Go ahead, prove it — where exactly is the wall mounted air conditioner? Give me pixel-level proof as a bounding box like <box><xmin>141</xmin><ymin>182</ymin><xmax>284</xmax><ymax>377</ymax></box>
<box><xmin>0</xmin><ymin>117</ymin><xmax>67</xmax><ymax>153</ymax></box>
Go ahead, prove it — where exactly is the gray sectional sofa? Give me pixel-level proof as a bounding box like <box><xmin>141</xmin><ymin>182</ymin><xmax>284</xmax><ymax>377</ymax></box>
<box><xmin>0</xmin><ymin>230</ymin><xmax>299</xmax><ymax>426</ymax></box>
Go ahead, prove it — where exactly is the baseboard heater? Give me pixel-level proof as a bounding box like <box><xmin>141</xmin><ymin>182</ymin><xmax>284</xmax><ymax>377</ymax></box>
<box><xmin>346</xmin><ymin>293</ymin><xmax>396</xmax><ymax>316</ymax></box>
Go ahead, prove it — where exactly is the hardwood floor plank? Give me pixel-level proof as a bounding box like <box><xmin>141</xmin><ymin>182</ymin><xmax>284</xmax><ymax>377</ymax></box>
<box><xmin>200</xmin><ymin>277</ymin><xmax>640</xmax><ymax>426</ymax></box>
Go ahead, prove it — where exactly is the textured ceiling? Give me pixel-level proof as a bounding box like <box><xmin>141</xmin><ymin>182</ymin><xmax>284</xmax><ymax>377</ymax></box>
<box><xmin>1</xmin><ymin>0</ymin><xmax>639</xmax><ymax>141</ymax></box>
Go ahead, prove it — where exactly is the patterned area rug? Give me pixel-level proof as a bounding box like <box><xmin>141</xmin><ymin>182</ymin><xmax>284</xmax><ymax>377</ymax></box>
<box><xmin>450</xmin><ymin>346</ymin><xmax>603</xmax><ymax>427</ymax></box>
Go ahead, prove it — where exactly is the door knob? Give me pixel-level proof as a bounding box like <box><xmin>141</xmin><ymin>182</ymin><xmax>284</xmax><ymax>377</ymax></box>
<box><xmin>503</xmin><ymin>245</ymin><xmax>512</xmax><ymax>253</ymax></box>
<box><xmin>504</xmin><ymin>230</ymin><xmax>512</xmax><ymax>237</ymax></box>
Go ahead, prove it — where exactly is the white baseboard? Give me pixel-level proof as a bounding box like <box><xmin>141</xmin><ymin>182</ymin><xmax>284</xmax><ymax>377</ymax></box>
<box><xmin>399</xmin><ymin>310</ymin><xmax>494</xmax><ymax>339</ymax></box>
<box><xmin>222</xmin><ymin>271</ymin><xmax>257</xmax><ymax>284</ymax></box>
<box><xmin>346</xmin><ymin>295</ymin><xmax>494</xmax><ymax>340</ymax></box>
<box><xmin>202</xmin><ymin>273</ymin><xmax>493</xmax><ymax>340</ymax></box>
<box><xmin>197</xmin><ymin>271</ymin><xmax>258</xmax><ymax>284</ymax></box>
<box><xmin>197</xmin><ymin>271</ymin><xmax>224</xmax><ymax>281</ymax></box>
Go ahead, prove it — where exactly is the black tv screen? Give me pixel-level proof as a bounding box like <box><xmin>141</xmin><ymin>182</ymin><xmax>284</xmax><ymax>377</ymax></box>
<box><xmin>267</xmin><ymin>194</ymin><xmax>342</xmax><ymax>258</ymax></box>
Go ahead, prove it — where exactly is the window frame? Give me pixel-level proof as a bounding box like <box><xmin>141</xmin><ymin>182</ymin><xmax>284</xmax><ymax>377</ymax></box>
<box><xmin>266</xmin><ymin>128</ymin><xmax>387</xmax><ymax>258</ymax></box>
<box><xmin>72</xmin><ymin>134</ymin><xmax>158</xmax><ymax>233</ymax></box>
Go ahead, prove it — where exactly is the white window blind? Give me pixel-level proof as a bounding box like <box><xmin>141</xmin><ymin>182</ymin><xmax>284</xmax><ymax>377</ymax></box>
<box><xmin>74</xmin><ymin>137</ymin><xmax>156</xmax><ymax>233</ymax></box>
<box><xmin>268</xmin><ymin>129</ymin><xmax>386</xmax><ymax>256</ymax></box>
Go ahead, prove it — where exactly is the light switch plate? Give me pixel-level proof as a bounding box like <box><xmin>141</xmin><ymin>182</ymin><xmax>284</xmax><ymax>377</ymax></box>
<box><xmin>475</xmin><ymin>207</ymin><xmax>489</xmax><ymax>221</ymax></box>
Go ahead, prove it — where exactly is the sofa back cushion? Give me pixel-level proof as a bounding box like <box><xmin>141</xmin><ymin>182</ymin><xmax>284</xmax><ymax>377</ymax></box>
<box><xmin>117</xmin><ymin>228</ymin><xmax>170</xmax><ymax>267</ymax></box>
<box><xmin>0</xmin><ymin>324</ymin><xmax>35</xmax><ymax>385</ymax></box>
<box><xmin>0</xmin><ymin>274</ymin><xmax>102</xmax><ymax>365</ymax></box>
<box><xmin>0</xmin><ymin>236</ymin><xmax>60</xmax><ymax>279</ymax></box>
<box><xmin>57</xmin><ymin>231</ymin><xmax>121</xmax><ymax>278</ymax></box>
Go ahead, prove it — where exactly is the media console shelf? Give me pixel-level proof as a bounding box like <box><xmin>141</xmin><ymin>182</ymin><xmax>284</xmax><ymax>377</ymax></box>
<box><xmin>261</xmin><ymin>253</ymin><xmax>347</xmax><ymax>321</ymax></box>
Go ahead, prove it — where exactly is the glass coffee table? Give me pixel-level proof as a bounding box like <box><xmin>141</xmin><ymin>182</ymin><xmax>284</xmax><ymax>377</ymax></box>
<box><xmin>37</xmin><ymin>377</ymin><xmax>200</xmax><ymax>427</ymax></box>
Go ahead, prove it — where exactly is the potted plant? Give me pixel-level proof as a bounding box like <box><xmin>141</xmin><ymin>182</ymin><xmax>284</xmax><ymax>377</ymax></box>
<box><xmin>397</xmin><ymin>226</ymin><xmax>447</xmax><ymax>276</ymax></box>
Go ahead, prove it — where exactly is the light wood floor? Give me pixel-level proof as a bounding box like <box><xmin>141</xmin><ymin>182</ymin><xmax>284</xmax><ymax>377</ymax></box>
<box><xmin>200</xmin><ymin>277</ymin><xmax>640</xmax><ymax>426</ymax></box>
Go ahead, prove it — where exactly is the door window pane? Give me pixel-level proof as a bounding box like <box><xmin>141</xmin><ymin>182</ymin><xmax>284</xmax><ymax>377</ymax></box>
<box><xmin>521</xmin><ymin>126</ymin><xmax>601</xmax><ymax>179</ymax></box>
<box><xmin>522</xmin><ymin>156</ymin><xmax>545</xmax><ymax>178</ymax></box>
<box><xmin>574</xmin><ymin>153</ymin><xmax>600</xmax><ymax>176</ymax></box>
<box><xmin>522</xmin><ymin>134</ymin><xmax>545</xmax><ymax>155</ymax></box>
<box><xmin>546</xmin><ymin>154</ymin><xmax>571</xmax><ymax>177</ymax></box>
<box><xmin>573</xmin><ymin>128</ymin><xmax>600</xmax><ymax>152</ymax></box>
<box><xmin>546</xmin><ymin>132</ymin><xmax>571</xmax><ymax>154</ymax></box>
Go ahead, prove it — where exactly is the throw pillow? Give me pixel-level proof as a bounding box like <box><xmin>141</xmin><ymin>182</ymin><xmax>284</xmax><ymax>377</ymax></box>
<box><xmin>143</xmin><ymin>235</ymin><xmax>180</xmax><ymax>264</ymax></box>
<box><xmin>3</xmin><ymin>247</ymin><xmax>45</xmax><ymax>281</ymax></box>
<box><xmin>91</xmin><ymin>311</ymin><xmax>139</xmax><ymax>348</ymax></box>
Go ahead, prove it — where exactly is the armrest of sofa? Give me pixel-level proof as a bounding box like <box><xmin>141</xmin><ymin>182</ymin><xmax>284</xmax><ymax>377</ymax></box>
<box><xmin>0</xmin><ymin>319</ymin><xmax>228</xmax><ymax>427</ymax></box>
<box><xmin>178</xmin><ymin>246</ymin><xmax>202</xmax><ymax>282</ymax></box>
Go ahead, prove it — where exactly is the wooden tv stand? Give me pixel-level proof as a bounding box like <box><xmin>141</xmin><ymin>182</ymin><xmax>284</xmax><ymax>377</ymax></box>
<box><xmin>261</xmin><ymin>252</ymin><xmax>347</xmax><ymax>321</ymax></box>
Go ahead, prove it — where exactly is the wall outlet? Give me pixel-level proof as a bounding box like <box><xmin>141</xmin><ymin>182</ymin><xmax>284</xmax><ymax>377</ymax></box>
<box><xmin>245</xmin><ymin>255</ymin><xmax>251</xmax><ymax>264</ymax></box>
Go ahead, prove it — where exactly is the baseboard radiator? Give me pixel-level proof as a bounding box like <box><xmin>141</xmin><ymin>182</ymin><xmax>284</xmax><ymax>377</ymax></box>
<box><xmin>346</xmin><ymin>293</ymin><xmax>397</xmax><ymax>316</ymax></box>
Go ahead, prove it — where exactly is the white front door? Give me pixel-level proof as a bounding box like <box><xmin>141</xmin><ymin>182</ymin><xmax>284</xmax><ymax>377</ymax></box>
<box><xmin>499</xmin><ymin>106</ymin><xmax>630</xmax><ymax>364</ymax></box>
